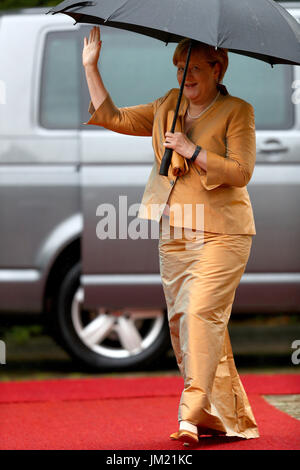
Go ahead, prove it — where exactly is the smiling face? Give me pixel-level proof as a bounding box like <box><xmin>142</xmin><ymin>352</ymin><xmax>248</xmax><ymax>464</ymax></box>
<box><xmin>176</xmin><ymin>49</ymin><xmax>221</xmax><ymax>105</ymax></box>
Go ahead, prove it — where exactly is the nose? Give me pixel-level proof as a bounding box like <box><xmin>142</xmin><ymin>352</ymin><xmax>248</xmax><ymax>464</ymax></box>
<box><xmin>186</xmin><ymin>67</ymin><xmax>196</xmax><ymax>80</ymax></box>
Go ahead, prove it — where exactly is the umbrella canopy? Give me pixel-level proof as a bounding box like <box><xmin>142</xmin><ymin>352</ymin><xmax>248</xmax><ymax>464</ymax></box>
<box><xmin>46</xmin><ymin>0</ymin><xmax>300</xmax><ymax>175</ymax></box>
<box><xmin>47</xmin><ymin>0</ymin><xmax>300</xmax><ymax>65</ymax></box>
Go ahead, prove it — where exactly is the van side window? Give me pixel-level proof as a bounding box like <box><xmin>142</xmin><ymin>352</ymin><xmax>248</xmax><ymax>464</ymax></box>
<box><xmin>79</xmin><ymin>26</ymin><xmax>178</xmax><ymax>129</ymax></box>
<box><xmin>226</xmin><ymin>54</ymin><xmax>294</xmax><ymax>130</ymax></box>
<box><xmin>40</xmin><ymin>31</ymin><xmax>80</xmax><ymax>129</ymax></box>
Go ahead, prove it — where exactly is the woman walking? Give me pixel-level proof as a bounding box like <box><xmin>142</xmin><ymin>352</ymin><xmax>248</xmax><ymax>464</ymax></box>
<box><xmin>83</xmin><ymin>26</ymin><xmax>260</xmax><ymax>445</ymax></box>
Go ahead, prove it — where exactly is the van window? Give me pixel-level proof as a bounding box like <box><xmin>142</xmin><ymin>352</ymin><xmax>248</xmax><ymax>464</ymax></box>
<box><xmin>80</xmin><ymin>26</ymin><xmax>178</xmax><ymax>129</ymax></box>
<box><xmin>40</xmin><ymin>31</ymin><xmax>80</xmax><ymax>129</ymax></box>
<box><xmin>80</xmin><ymin>25</ymin><xmax>295</xmax><ymax>131</ymax></box>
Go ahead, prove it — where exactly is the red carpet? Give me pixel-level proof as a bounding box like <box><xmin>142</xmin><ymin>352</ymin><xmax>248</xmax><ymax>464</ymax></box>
<box><xmin>0</xmin><ymin>374</ymin><xmax>299</xmax><ymax>403</ymax></box>
<box><xmin>0</xmin><ymin>374</ymin><xmax>299</xmax><ymax>450</ymax></box>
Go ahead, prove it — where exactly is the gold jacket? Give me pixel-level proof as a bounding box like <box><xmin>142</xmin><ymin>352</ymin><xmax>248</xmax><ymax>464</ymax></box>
<box><xmin>84</xmin><ymin>88</ymin><xmax>256</xmax><ymax>235</ymax></box>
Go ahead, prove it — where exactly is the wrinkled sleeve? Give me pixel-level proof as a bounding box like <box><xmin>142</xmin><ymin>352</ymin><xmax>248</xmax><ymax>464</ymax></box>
<box><xmin>83</xmin><ymin>90</ymin><xmax>171</xmax><ymax>137</ymax></box>
<box><xmin>198</xmin><ymin>102</ymin><xmax>256</xmax><ymax>190</ymax></box>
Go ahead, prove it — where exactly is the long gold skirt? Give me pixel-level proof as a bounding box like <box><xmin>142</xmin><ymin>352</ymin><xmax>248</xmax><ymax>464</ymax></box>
<box><xmin>158</xmin><ymin>216</ymin><xmax>260</xmax><ymax>439</ymax></box>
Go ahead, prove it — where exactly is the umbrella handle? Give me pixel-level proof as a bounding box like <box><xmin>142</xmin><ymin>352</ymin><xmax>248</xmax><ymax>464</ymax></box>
<box><xmin>159</xmin><ymin>38</ymin><xmax>194</xmax><ymax>177</ymax></box>
<box><xmin>159</xmin><ymin>147</ymin><xmax>173</xmax><ymax>176</ymax></box>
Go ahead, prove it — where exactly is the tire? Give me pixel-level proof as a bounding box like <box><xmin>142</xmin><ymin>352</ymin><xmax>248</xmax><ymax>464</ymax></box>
<box><xmin>54</xmin><ymin>262</ymin><xmax>171</xmax><ymax>371</ymax></box>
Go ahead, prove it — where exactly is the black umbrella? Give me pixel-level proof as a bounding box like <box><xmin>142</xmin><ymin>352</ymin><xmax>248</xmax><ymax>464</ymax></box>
<box><xmin>46</xmin><ymin>0</ymin><xmax>300</xmax><ymax>176</ymax></box>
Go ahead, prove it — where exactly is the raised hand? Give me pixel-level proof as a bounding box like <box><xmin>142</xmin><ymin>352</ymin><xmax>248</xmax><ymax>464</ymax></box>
<box><xmin>82</xmin><ymin>26</ymin><xmax>102</xmax><ymax>68</ymax></box>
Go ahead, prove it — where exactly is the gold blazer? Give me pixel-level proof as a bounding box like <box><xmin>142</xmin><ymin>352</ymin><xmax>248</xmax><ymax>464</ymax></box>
<box><xmin>84</xmin><ymin>88</ymin><xmax>256</xmax><ymax>235</ymax></box>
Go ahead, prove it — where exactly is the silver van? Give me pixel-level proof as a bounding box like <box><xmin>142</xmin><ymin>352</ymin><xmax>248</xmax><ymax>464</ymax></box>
<box><xmin>0</xmin><ymin>3</ymin><xmax>299</xmax><ymax>371</ymax></box>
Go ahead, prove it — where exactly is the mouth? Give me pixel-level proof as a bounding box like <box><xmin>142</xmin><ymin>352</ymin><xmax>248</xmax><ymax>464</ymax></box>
<box><xmin>185</xmin><ymin>83</ymin><xmax>197</xmax><ymax>89</ymax></box>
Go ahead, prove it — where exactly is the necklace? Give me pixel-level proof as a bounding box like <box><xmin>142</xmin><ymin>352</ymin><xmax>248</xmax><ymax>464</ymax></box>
<box><xmin>187</xmin><ymin>91</ymin><xmax>220</xmax><ymax>120</ymax></box>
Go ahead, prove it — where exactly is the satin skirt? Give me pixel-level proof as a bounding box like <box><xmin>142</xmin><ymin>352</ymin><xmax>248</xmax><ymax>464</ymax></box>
<box><xmin>158</xmin><ymin>216</ymin><xmax>260</xmax><ymax>439</ymax></box>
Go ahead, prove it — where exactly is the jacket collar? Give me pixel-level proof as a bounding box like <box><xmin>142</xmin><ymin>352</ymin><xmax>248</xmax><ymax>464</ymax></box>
<box><xmin>178</xmin><ymin>93</ymin><xmax>189</xmax><ymax>117</ymax></box>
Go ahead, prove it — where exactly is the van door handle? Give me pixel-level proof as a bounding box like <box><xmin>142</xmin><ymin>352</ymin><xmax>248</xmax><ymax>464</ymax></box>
<box><xmin>258</xmin><ymin>139</ymin><xmax>289</xmax><ymax>154</ymax></box>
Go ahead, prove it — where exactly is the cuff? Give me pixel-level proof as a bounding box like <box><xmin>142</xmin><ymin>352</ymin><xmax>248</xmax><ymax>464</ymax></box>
<box><xmin>88</xmin><ymin>100</ymin><xmax>95</xmax><ymax>115</ymax></box>
<box><xmin>82</xmin><ymin>93</ymin><xmax>113</xmax><ymax>126</ymax></box>
<box><xmin>199</xmin><ymin>149</ymin><xmax>226</xmax><ymax>191</ymax></box>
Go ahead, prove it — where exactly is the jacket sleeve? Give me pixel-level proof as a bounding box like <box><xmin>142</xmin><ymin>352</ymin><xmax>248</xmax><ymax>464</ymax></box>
<box><xmin>83</xmin><ymin>90</ymin><xmax>171</xmax><ymax>137</ymax></box>
<box><xmin>198</xmin><ymin>102</ymin><xmax>256</xmax><ymax>190</ymax></box>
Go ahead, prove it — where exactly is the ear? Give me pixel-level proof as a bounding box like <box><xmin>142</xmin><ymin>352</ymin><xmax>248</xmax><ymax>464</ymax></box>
<box><xmin>214</xmin><ymin>62</ymin><xmax>222</xmax><ymax>82</ymax></box>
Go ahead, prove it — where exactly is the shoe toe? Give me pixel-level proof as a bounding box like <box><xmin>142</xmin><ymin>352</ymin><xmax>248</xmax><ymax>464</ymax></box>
<box><xmin>177</xmin><ymin>430</ymin><xmax>199</xmax><ymax>445</ymax></box>
<box><xmin>169</xmin><ymin>430</ymin><xmax>199</xmax><ymax>444</ymax></box>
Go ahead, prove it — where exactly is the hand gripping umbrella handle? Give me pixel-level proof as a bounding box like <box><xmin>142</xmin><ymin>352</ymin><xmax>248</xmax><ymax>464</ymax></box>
<box><xmin>159</xmin><ymin>38</ymin><xmax>194</xmax><ymax>176</ymax></box>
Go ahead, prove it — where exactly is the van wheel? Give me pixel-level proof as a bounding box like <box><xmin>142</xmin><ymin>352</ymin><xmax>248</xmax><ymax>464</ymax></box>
<box><xmin>54</xmin><ymin>262</ymin><xmax>171</xmax><ymax>371</ymax></box>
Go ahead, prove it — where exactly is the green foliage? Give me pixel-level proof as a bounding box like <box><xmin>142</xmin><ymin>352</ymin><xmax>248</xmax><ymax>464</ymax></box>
<box><xmin>0</xmin><ymin>0</ymin><xmax>57</xmax><ymax>10</ymax></box>
<box><xmin>4</xmin><ymin>325</ymin><xmax>44</xmax><ymax>345</ymax></box>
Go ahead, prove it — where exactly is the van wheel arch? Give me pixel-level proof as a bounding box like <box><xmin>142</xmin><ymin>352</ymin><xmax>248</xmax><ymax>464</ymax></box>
<box><xmin>43</xmin><ymin>237</ymin><xmax>81</xmax><ymax>342</ymax></box>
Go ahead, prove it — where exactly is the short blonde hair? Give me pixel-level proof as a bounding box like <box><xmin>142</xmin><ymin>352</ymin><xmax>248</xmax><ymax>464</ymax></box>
<box><xmin>173</xmin><ymin>38</ymin><xmax>228</xmax><ymax>84</ymax></box>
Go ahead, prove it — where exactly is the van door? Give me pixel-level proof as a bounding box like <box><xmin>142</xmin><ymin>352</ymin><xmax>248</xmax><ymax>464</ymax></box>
<box><xmin>0</xmin><ymin>21</ymin><xmax>81</xmax><ymax>312</ymax></box>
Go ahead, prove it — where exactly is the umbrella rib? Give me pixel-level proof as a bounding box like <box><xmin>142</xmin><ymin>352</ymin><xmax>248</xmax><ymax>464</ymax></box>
<box><xmin>215</xmin><ymin>0</ymin><xmax>222</xmax><ymax>49</ymax></box>
<box><xmin>264</xmin><ymin>0</ymin><xmax>300</xmax><ymax>43</ymax></box>
<box><xmin>104</xmin><ymin>0</ymin><xmax>132</xmax><ymax>23</ymax></box>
